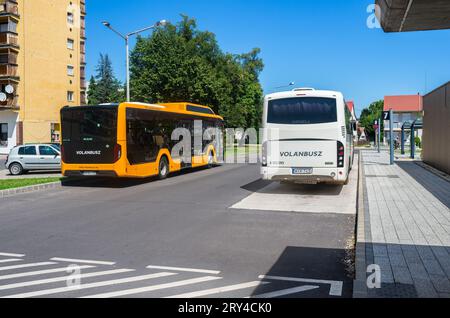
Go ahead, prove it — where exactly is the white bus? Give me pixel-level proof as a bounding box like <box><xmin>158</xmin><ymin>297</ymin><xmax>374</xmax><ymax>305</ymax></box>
<box><xmin>261</xmin><ymin>88</ymin><xmax>355</xmax><ymax>185</ymax></box>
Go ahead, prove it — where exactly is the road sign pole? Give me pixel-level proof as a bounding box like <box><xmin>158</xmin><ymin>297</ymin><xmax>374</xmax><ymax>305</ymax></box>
<box><xmin>389</xmin><ymin>109</ymin><xmax>394</xmax><ymax>165</ymax></box>
<box><xmin>378</xmin><ymin>117</ymin><xmax>381</xmax><ymax>153</ymax></box>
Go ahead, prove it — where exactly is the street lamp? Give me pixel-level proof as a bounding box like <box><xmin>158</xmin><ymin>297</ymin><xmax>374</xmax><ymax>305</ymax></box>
<box><xmin>102</xmin><ymin>20</ymin><xmax>168</xmax><ymax>102</ymax></box>
<box><xmin>273</xmin><ymin>82</ymin><xmax>295</xmax><ymax>90</ymax></box>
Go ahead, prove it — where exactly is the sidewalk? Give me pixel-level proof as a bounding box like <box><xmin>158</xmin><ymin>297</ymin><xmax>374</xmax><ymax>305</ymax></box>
<box><xmin>354</xmin><ymin>149</ymin><xmax>450</xmax><ymax>298</ymax></box>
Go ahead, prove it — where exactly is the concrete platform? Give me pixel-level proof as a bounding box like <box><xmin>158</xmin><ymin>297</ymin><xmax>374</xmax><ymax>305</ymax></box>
<box><xmin>230</xmin><ymin>155</ymin><xmax>359</xmax><ymax>215</ymax></box>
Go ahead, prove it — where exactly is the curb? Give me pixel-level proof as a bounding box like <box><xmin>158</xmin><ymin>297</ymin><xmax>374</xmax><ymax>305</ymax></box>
<box><xmin>353</xmin><ymin>150</ymin><xmax>368</xmax><ymax>298</ymax></box>
<box><xmin>0</xmin><ymin>181</ymin><xmax>62</xmax><ymax>199</ymax></box>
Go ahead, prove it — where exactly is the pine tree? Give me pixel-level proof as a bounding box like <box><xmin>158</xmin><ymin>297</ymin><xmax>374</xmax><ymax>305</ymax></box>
<box><xmin>87</xmin><ymin>54</ymin><xmax>124</xmax><ymax>105</ymax></box>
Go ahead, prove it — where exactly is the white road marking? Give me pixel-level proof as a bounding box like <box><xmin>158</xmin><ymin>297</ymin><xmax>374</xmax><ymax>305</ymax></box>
<box><xmin>0</xmin><ymin>265</ymin><xmax>95</xmax><ymax>281</ymax></box>
<box><xmin>50</xmin><ymin>258</ymin><xmax>116</xmax><ymax>266</ymax></box>
<box><xmin>2</xmin><ymin>272</ymin><xmax>176</xmax><ymax>298</ymax></box>
<box><xmin>0</xmin><ymin>253</ymin><xmax>25</xmax><ymax>258</ymax></box>
<box><xmin>166</xmin><ymin>281</ymin><xmax>269</xmax><ymax>298</ymax></box>
<box><xmin>258</xmin><ymin>275</ymin><xmax>343</xmax><ymax>297</ymax></box>
<box><xmin>0</xmin><ymin>259</ymin><xmax>22</xmax><ymax>264</ymax></box>
<box><xmin>0</xmin><ymin>268</ymin><xmax>135</xmax><ymax>291</ymax></box>
<box><xmin>0</xmin><ymin>262</ymin><xmax>57</xmax><ymax>272</ymax></box>
<box><xmin>247</xmin><ymin>285</ymin><xmax>320</xmax><ymax>298</ymax></box>
<box><xmin>82</xmin><ymin>276</ymin><xmax>223</xmax><ymax>298</ymax></box>
<box><xmin>146</xmin><ymin>265</ymin><xmax>221</xmax><ymax>275</ymax></box>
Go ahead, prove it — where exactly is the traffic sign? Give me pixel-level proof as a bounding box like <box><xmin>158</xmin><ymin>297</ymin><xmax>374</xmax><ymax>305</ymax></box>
<box><xmin>383</xmin><ymin>111</ymin><xmax>391</xmax><ymax>121</ymax></box>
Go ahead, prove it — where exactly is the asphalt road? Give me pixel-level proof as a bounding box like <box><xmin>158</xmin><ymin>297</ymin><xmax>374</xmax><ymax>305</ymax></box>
<box><xmin>0</xmin><ymin>156</ymin><xmax>6</xmax><ymax>171</ymax></box>
<box><xmin>0</xmin><ymin>162</ymin><xmax>357</xmax><ymax>298</ymax></box>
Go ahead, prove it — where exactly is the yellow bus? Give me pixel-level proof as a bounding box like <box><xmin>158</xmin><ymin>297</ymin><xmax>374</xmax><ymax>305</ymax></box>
<box><xmin>60</xmin><ymin>102</ymin><xmax>224</xmax><ymax>179</ymax></box>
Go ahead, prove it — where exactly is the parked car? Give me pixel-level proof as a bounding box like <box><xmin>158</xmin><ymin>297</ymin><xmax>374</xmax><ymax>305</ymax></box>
<box><xmin>5</xmin><ymin>144</ymin><xmax>61</xmax><ymax>176</ymax></box>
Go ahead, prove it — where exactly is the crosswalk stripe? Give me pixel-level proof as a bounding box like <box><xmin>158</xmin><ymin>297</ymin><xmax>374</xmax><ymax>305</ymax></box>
<box><xmin>0</xmin><ymin>259</ymin><xmax>22</xmax><ymax>264</ymax></box>
<box><xmin>0</xmin><ymin>265</ymin><xmax>95</xmax><ymax>281</ymax></box>
<box><xmin>50</xmin><ymin>258</ymin><xmax>116</xmax><ymax>266</ymax></box>
<box><xmin>82</xmin><ymin>276</ymin><xmax>223</xmax><ymax>298</ymax></box>
<box><xmin>2</xmin><ymin>272</ymin><xmax>176</xmax><ymax>298</ymax></box>
<box><xmin>0</xmin><ymin>253</ymin><xmax>25</xmax><ymax>258</ymax></box>
<box><xmin>0</xmin><ymin>262</ymin><xmax>57</xmax><ymax>272</ymax></box>
<box><xmin>166</xmin><ymin>281</ymin><xmax>269</xmax><ymax>298</ymax></box>
<box><xmin>146</xmin><ymin>265</ymin><xmax>221</xmax><ymax>275</ymax></box>
<box><xmin>247</xmin><ymin>285</ymin><xmax>320</xmax><ymax>298</ymax></box>
<box><xmin>0</xmin><ymin>268</ymin><xmax>135</xmax><ymax>291</ymax></box>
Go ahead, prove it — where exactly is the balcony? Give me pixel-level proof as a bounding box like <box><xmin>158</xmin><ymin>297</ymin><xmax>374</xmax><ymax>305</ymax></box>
<box><xmin>80</xmin><ymin>92</ymin><xmax>87</xmax><ymax>105</ymax></box>
<box><xmin>0</xmin><ymin>64</ymin><xmax>18</xmax><ymax>79</ymax></box>
<box><xmin>0</xmin><ymin>32</ymin><xmax>18</xmax><ymax>48</ymax></box>
<box><xmin>0</xmin><ymin>0</ymin><xmax>19</xmax><ymax>17</ymax></box>
<box><xmin>80</xmin><ymin>1</ymin><xmax>86</xmax><ymax>16</ymax></box>
<box><xmin>0</xmin><ymin>94</ymin><xmax>19</xmax><ymax>110</ymax></box>
<box><xmin>80</xmin><ymin>54</ymin><xmax>86</xmax><ymax>65</ymax></box>
<box><xmin>80</xmin><ymin>27</ymin><xmax>86</xmax><ymax>40</ymax></box>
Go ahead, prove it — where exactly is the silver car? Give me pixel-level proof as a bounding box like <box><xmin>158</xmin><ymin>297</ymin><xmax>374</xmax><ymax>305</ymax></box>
<box><xmin>5</xmin><ymin>144</ymin><xmax>61</xmax><ymax>175</ymax></box>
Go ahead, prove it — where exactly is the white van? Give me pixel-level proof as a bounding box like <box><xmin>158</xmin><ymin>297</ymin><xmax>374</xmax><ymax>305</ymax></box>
<box><xmin>261</xmin><ymin>88</ymin><xmax>354</xmax><ymax>185</ymax></box>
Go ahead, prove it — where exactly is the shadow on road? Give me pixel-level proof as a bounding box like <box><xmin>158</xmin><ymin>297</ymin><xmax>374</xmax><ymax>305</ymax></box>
<box><xmin>61</xmin><ymin>166</ymin><xmax>212</xmax><ymax>189</ymax></box>
<box><xmin>241</xmin><ymin>179</ymin><xmax>344</xmax><ymax>196</ymax></box>
<box><xmin>250</xmin><ymin>246</ymin><xmax>354</xmax><ymax>298</ymax></box>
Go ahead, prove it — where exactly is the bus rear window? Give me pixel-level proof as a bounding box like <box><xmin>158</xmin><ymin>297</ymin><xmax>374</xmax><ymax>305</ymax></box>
<box><xmin>62</xmin><ymin>107</ymin><xmax>118</xmax><ymax>143</ymax></box>
<box><xmin>267</xmin><ymin>97</ymin><xmax>337</xmax><ymax>125</ymax></box>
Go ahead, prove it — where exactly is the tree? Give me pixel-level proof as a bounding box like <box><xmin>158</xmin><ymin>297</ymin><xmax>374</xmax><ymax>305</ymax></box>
<box><xmin>359</xmin><ymin>100</ymin><xmax>384</xmax><ymax>141</ymax></box>
<box><xmin>88</xmin><ymin>54</ymin><xmax>124</xmax><ymax>105</ymax></box>
<box><xmin>129</xmin><ymin>15</ymin><xmax>264</xmax><ymax>129</ymax></box>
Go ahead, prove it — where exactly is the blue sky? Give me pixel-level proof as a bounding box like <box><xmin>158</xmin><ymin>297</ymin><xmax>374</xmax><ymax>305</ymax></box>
<box><xmin>86</xmin><ymin>0</ymin><xmax>450</xmax><ymax>116</ymax></box>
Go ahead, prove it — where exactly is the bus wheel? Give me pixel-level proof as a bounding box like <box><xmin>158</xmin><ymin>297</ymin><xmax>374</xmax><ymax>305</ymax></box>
<box><xmin>158</xmin><ymin>157</ymin><xmax>170</xmax><ymax>180</ymax></box>
<box><xmin>207</xmin><ymin>151</ymin><xmax>215</xmax><ymax>168</ymax></box>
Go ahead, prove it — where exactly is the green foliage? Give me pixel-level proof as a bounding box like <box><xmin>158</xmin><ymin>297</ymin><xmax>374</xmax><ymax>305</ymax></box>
<box><xmin>88</xmin><ymin>54</ymin><xmax>124</xmax><ymax>105</ymax></box>
<box><xmin>415</xmin><ymin>136</ymin><xmax>422</xmax><ymax>148</ymax></box>
<box><xmin>129</xmin><ymin>15</ymin><xmax>264</xmax><ymax>128</ymax></box>
<box><xmin>359</xmin><ymin>100</ymin><xmax>384</xmax><ymax>141</ymax></box>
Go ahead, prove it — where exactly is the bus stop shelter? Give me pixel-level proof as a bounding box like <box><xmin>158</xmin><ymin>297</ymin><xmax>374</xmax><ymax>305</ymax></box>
<box><xmin>401</xmin><ymin>118</ymin><xmax>423</xmax><ymax>159</ymax></box>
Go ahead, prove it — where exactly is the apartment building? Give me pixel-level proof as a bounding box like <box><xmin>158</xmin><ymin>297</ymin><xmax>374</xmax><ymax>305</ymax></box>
<box><xmin>0</xmin><ymin>0</ymin><xmax>86</xmax><ymax>155</ymax></box>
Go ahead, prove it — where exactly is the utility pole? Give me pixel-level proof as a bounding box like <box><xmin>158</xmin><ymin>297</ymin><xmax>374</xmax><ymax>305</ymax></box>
<box><xmin>389</xmin><ymin>109</ymin><xmax>394</xmax><ymax>165</ymax></box>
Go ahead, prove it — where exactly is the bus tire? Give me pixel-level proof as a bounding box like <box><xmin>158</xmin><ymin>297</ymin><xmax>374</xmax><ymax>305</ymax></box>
<box><xmin>158</xmin><ymin>157</ymin><xmax>170</xmax><ymax>180</ymax></box>
<box><xmin>207</xmin><ymin>151</ymin><xmax>215</xmax><ymax>168</ymax></box>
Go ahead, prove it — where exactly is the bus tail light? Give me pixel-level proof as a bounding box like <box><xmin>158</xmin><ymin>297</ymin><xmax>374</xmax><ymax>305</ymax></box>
<box><xmin>262</xmin><ymin>142</ymin><xmax>268</xmax><ymax>167</ymax></box>
<box><xmin>113</xmin><ymin>144</ymin><xmax>122</xmax><ymax>163</ymax></box>
<box><xmin>337</xmin><ymin>141</ymin><xmax>344</xmax><ymax>168</ymax></box>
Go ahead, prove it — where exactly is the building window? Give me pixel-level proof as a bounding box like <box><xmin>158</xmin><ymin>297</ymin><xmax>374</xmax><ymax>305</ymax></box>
<box><xmin>67</xmin><ymin>38</ymin><xmax>74</xmax><ymax>50</ymax></box>
<box><xmin>67</xmin><ymin>65</ymin><xmax>74</xmax><ymax>76</ymax></box>
<box><xmin>67</xmin><ymin>12</ymin><xmax>74</xmax><ymax>25</ymax></box>
<box><xmin>0</xmin><ymin>123</ymin><xmax>7</xmax><ymax>147</ymax></box>
<box><xmin>67</xmin><ymin>91</ymin><xmax>74</xmax><ymax>102</ymax></box>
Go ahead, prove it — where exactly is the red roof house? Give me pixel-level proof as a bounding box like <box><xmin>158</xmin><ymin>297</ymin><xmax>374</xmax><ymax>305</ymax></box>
<box><xmin>384</xmin><ymin>95</ymin><xmax>423</xmax><ymax>112</ymax></box>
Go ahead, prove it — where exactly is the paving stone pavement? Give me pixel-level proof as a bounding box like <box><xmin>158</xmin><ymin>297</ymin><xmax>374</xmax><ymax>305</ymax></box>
<box><xmin>360</xmin><ymin>150</ymin><xmax>450</xmax><ymax>298</ymax></box>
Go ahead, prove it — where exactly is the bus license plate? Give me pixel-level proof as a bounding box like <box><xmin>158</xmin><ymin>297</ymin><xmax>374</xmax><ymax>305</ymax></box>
<box><xmin>292</xmin><ymin>168</ymin><xmax>313</xmax><ymax>175</ymax></box>
<box><xmin>82</xmin><ymin>171</ymin><xmax>97</xmax><ymax>176</ymax></box>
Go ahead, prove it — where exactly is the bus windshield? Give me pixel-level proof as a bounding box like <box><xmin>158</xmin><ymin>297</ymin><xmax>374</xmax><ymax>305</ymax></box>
<box><xmin>61</xmin><ymin>107</ymin><xmax>118</xmax><ymax>143</ymax></box>
<box><xmin>267</xmin><ymin>97</ymin><xmax>337</xmax><ymax>125</ymax></box>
